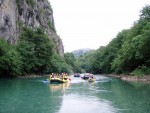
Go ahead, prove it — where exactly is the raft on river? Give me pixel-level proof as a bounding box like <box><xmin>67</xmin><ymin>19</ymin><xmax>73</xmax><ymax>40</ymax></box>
<box><xmin>81</xmin><ymin>73</ymin><xmax>93</xmax><ymax>80</ymax></box>
<box><xmin>81</xmin><ymin>73</ymin><xmax>96</xmax><ymax>82</ymax></box>
<box><xmin>74</xmin><ymin>73</ymin><xmax>81</xmax><ymax>77</ymax></box>
<box><xmin>88</xmin><ymin>77</ymin><xmax>96</xmax><ymax>82</ymax></box>
<box><xmin>50</xmin><ymin>77</ymin><xmax>70</xmax><ymax>83</ymax></box>
<box><xmin>49</xmin><ymin>73</ymin><xmax>71</xmax><ymax>83</ymax></box>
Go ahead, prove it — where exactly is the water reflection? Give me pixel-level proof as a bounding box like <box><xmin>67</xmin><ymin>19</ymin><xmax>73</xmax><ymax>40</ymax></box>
<box><xmin>49</xmin><ymin>83</ymin><xmax>70</xmax><ymax>93</ymax></box>
<box><xmin>57</xmin><ymin>75</ymin><xmax>118</xmax><ymax>113</ymax></box>
<box><xmin>58</xmin><ymin>94</ymin><xmax>117</xmax><ymax>113</ymax></box>
<box><xmin>95</xmin><ymin>76</ymin><xmax>150</xmax><ymax>113</ymax></box>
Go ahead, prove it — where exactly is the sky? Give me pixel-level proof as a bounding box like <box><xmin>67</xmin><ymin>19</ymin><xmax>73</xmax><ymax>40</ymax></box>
<box><xmin>49</xmin><ymin>0</ymin><xmax>150</xmax><ymax>52</ymax></box>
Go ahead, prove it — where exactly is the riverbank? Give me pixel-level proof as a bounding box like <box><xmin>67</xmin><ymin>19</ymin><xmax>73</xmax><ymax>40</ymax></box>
<box><xmin>107</xmin><ymin>74</ymin><xmax>150</xmax><ymax>83</ymax></box>
<box><xmin>17</xmin><ymin>74</ymin><xmax>49</xmax><ymax>78</ymax></box>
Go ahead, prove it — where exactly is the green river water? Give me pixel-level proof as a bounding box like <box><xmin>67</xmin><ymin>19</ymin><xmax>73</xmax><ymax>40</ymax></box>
<box><xmin>0</xmin><ymin>75</ymin><xmax>150</xmax><ymax>113</ymax></box>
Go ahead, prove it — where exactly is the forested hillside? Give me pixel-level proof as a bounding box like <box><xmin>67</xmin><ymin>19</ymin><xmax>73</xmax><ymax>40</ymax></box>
<box><xmin>0</xmin><ymin>27</ymin><xmax>73</xmax><ymax>78</ymax></box>
<box><xmin>77</xmin><ymin>5</ymin><xmax>150</xmax><ymax>76</ymax></box>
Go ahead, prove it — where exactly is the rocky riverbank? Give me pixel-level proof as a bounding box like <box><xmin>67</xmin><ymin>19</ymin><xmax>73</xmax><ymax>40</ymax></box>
<box><xmin>108</xmin><ymin>74</ymin><xmax>150</xmax><ymax>83</ymax></box>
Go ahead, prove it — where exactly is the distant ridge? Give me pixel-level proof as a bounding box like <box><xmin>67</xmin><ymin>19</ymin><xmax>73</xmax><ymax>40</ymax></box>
<box><xmin>72</xmin><ymin>48</ymin><xmax>93</xmax><ymax>57</ymax></box>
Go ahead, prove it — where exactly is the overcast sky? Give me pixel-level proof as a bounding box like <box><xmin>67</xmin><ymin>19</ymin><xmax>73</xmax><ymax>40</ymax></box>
<box><xmin>50</xmin><ymin>0</ymin><xmax>150</xmax><ymax>52</ymax></box>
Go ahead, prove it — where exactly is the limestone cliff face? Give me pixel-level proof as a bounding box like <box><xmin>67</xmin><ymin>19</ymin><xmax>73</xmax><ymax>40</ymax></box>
<box><xmin>0</xmin><ymin>0</ymin><xmax>64</xmax><ymax>56</ymax></box>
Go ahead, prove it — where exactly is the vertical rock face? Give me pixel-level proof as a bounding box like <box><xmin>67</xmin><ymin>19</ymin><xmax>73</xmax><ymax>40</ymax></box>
<box><xmin>0</xmin><ymin>0</ymin><xmax>64</xmax><ymax>56</ymax></box>
<box><xmin>0</xmin><ymin>0</ymin><xmax>17</xmax><ymax>44</ymax></box>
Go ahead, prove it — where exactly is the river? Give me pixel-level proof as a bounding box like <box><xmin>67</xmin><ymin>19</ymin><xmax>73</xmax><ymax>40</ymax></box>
<box><xmin>0</xmin><ymin>75</ymin><xmax>150</xmax><ymax>113</ymax></box>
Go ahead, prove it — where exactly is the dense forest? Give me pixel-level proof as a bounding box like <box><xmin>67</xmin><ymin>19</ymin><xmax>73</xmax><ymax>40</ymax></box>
<box><xmin>75</xmin><ymin>5</ymin><xmax>150</xmax><ymax>76</ymax></box>
<box><xmin>0</xmin><ymin>27</ymin><xmax>81</xmax><ymax>78</ymax></box>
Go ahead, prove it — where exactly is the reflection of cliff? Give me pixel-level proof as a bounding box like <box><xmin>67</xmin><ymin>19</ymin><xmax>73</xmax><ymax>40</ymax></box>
<box><xmin>49</xmin><ymin>83</ymin><xmax>70</xmax><ymax>93</ymax></box>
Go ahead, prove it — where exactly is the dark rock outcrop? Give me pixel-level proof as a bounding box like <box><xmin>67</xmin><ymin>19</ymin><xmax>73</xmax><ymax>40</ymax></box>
<box><xmin>0</xmin><ymin>0</ymin><xmax>64</xmax><ymax>56</ymax></box>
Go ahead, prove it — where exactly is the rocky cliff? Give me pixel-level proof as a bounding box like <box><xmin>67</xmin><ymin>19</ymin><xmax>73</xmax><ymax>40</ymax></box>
<box><xmin>0</xmin><ymin>0</ymin><xmax>64</xmax><ymax>56</ymax></box>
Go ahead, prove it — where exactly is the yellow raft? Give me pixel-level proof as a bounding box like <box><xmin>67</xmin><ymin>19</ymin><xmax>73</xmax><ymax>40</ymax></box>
<box><xmin>88</xmin><ymin>78</ymin><xmax>96</xmax><ymax>82</ymax></box>
<box><xmin>49</xmin><ymin>74</ymin><xmax>71</xmax><ymax>83</ymax></box>
<box><xmin>50</xmin><ymin>77</ymin><xmax>69</xmax><ymax>83</ymax></box>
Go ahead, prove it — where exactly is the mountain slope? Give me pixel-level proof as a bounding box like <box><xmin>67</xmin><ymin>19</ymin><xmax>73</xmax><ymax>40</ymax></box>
<box><xmin>72</xmin><ymin>48</ymin><xmax>93</xmax><ymax>57</ymax></box>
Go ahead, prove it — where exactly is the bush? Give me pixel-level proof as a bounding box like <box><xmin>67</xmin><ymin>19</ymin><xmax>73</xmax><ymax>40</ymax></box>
<box><xmin>131</xmin><ymin>65</ymin><xmax>150</xmax><ymax>76</ymax></box>
<box><xmin>48</xmin><ymin>21</ymin><xmax>56</xmax><ymax>32</ymax></box>
<box><xmin>0</xmin><ymin>38</ymin><xmax>22</xmax><ymax>77</ymax></box>
<box><xmin>26</xmin><ymin>0</ymin><xmax>34</xmax><ymax>8</ymax></box>
<box><xmin>50</xmin><ymin>53</ymin><xmax>72</xmax><ymax>74</ymax></box>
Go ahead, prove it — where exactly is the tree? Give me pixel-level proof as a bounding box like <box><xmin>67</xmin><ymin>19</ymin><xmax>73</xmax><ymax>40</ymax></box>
<box><xmin>140</xmin><ymin>5</ymin><xmax>150</xmax><ymax>21</ymax></box>
<box><xmin>64</xmin><ymin>52</ymin><xmax>81</xmax><ymax>73</ymax></box>
<box><xmin>17</xmin><ymin>27</ymin><xmax>54</xmax><ymax>75</ymax></box>
<box><xmin>0</xmin><ymin>38</ymin><xmax>22</xmax><ymax>77</ymax></box>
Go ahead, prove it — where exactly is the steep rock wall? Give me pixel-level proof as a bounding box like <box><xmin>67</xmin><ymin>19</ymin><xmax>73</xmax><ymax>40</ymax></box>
<box><xmin>0</xmin><ymin>0</ymin><xmax>64</xmax><ymax>56</ymax></box>
<box><xmin>0</xmin><ymin>0</ymin><xmax>17</xmax><ymax>44</ymax></box>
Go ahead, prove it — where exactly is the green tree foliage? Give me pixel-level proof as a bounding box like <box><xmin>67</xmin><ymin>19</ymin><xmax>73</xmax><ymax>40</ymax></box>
<box><xmin>26</xmin><ymin>0</ymin><xmax>35</xmax><ymax>8</ymax></box>
<box><xmin>48</xmin><ymin>21</ymin><xmax>56</xmax><ymax>32</ymax></box>
<box><xmin>17</xmin><ymin>27</ymin><xmax>54</xmax><ymax>74</ymax></box>
<box><xmin>90</xmin><ymin>30</ymin><xmax>127</xmax><ymax>74</ymax></box>
<box><xmin>0</xmin><ymin>26</ymin><xmax>76</xmax><ymax>78</ymax></box>
<box><xmin>112</xmin><ymin>5</ymin><xmax>150</xmax><ymax>75</ymax></box>
<box><xmin>0</xmin><ymin>27</ymin><xmax>73</xmax><ymax>78</ymax></box>
<box><xmin>18</xmin><ymin>27</ymin><xmax>73</xmax><ymax>75</ymax></box>
<box><xmin>140</xmin><ymin>5</ymin><xmax>150</xmax><ymax>21</ymax></box>
<box><xmin>77</xmin><ymin>50</ymin><xmax>96</xmax><ymax>73</ymax></box>
<box><xmin>64</xmin><ymin>52</ymin><xmax>81</xmax><ymax>73</ymax></box>
<box><xmin>0</xmin><ymin>39</ymin><xmax>22</xmax><ymax>77</ymax></box>
<box><xmin>50</xmin><ymin>53</ymin><xmax>72</xmax><ymax>74</ymax></box>
<box><xmin>78</xmin><ymin>5</ymin><xmax>150</xmax><ymax>76</ymax></box>
<box><xmin>131</xmin><ymin>65</ymin><xmax>150</xmax><ymax>76</ymax></box>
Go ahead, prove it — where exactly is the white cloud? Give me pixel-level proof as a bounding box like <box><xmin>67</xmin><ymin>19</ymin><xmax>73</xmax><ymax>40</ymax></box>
<box><xmin>50</xmin><ymin>0</ymin><xmax>150</xmax><ymax>52</ymax></box>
